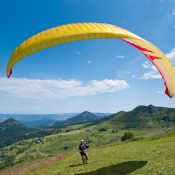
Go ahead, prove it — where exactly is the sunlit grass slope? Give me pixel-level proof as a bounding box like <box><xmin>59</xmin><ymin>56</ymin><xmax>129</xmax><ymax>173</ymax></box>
<box><xmin>23</xmin><ymin>131</ymin><xmax>175</xmax><ymax>175</ymax></box>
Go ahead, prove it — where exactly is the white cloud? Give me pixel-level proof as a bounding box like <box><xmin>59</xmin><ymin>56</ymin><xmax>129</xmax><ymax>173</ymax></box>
<box><xmin>151</xmin><ymin>65</ymin><xmax>158</xmax><ymax>71</ymax></box>
<box><xmin>166</xmin><ymin>48</ymin><xmax>175</xmax><ymax>61</ymax></box>
<box><xmin>116</xmin><ymin>55</ymin><xmax>125</xmax><ymax>59</ymax></box>
<box><xmin>173</xmin><ymin>9</ymin><xmax>175</xmax><ymax>16</ymax></box>
<box><xmin>141</xmin><ymin>71</ymin><xmax>161</xmax><ymax>79</ymax></box>
<box><xmin>141</xmin><ymin>61</ymin><xmax>160</xmax><ymax>79</ymax></box>
<box><xmin>87</xmin><ymin>60</ymin><xmax>92</xmax><ymax>64</ymax></box>
<box><xmin>0</xmin><ymin>77</ymin><xmax>129</xmax><ymax>99</ymax></box>
<box><xmin>142</xmin><ymin>61</ymin><xmax>151</xmax><ymax>69</ymax></box>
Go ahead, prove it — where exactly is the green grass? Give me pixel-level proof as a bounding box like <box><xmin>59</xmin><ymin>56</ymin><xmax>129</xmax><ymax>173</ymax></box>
<box><xmin>20</xmin><ymin>129</ymin><xmax>175</xmax><ymax>175</ymax></box>
<box><xmin>1</xmin><ymin>126</ymin><xmax>175</xmax><ymax>174</ymax></box>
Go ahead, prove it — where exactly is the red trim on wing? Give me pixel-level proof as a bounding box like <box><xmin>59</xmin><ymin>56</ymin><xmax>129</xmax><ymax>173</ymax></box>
<box><xmin>165</xmin><ymin>87</ymin><xmax>172</xmax><ymax>98</ymax></box>
<box><xmin>122</xmin><ymin>39</ymin><xmax>153</xmax><ymax>53</ymax></box>
<box><xmin>144</xmin><ymin>54</ymin><xmax>171</xmax><ymax>98</ymax></box>
<box><xmin>147</xmin><ymin>55</ymin><xmax>162</xmax><ymax>61</ymax></box>
<box><xmin>7</xmin><ymin>69</ymin><xmax>12</xmax><ymax>78</ymax></box>
<box><xmin>122</xmin><ymin>38</ymin><xmax>171</xmax><ymax>98</ymax></box>
<box><xmin>164</xmin><ymin>82</ymin><xmax>172</xmax><ymax>98</ymax></box>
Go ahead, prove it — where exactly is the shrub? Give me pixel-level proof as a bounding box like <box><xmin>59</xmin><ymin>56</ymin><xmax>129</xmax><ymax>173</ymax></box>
<box><xmin>16</xmin><ymin>147</ymin><xmax>27</xmax><ymax>155</ymax></box>
<box><xmin>64</xmin><ymin>146</ymin><xmax>68</xmax><ymax>150</ymax></box>
<box><xmin>2</xmin><ymin>155</ymin><xmax>16</xmax><ymax>168</ymax></box>
<box><xmin>65</xmin><ymin>128</ymin><xmax>74</xmax><ymax>132</ymax></box>
<box><xmin>121</xmin><ymin>132</ymin><xmax>134</xmax><ymax>141</ymax></box>
<box><xmin>111</xmin><ymin>129</ymin><xmax>118</xmax><ymax>134</ymax></box>
<box><xmin>98</xmin><ymin>128</ymin><xmax>107</xmax><ymax>132</ymax></box>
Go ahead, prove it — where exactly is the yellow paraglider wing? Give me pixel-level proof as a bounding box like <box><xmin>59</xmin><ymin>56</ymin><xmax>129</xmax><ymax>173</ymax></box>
<box><xmin>6</xmin><ymin>23</ymin><xmax>175</xmax><ymax>98</ymax></box>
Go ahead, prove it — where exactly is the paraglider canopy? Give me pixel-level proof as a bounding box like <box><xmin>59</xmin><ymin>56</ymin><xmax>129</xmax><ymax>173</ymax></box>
<box><xmin>6</xmin><ymin>23</ymin><xmax>175</xmax><ymax>98</ymax></box>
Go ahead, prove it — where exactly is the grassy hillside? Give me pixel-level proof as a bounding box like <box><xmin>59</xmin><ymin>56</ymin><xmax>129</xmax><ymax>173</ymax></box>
<box><xmin>1</xmin><ymin>126</ymin><xmax>175</xmax><ymax>174</ymax></box>
<box><xmin>1</xmin><ymin>105</ymin><xmax>175</xmax><ymax>149</ymax></box>
<box><xmin>1</xmin><ymin>105</ymin><xmax>175</xmax><ymax>174</ymax></box>
<box><xmin>0</xmin><ymin>124</ymin><xmax>133</xmax><ymax>169</ymax></box>
<box><xmin>54</xmin><ymin>111</ymin><xmax>100</xmax><ymax>127</ymax></box>
<box><xmin>0</xmin><ymin>118</ymin><xmax>62</xmax><ymax>149</ymax></box>
<box><xmin>91</xmin><ymin>105</ymin><xmax>175</xmax><ymax>130</ymax></box>
<box><xmin>0</xmin><ymin>118</ymin><xmax>36</xmax><ymax>148</ymax></box>
<box><xmin>19</xmin><ymin>129</ymin><xmax>175</xmax><ymax>175</ymax></box>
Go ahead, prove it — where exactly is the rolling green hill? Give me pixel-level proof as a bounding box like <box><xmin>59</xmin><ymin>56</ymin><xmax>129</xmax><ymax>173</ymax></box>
<box><xmin>22</xmin><ymin>131</ymin><xmax>175</xmax><ymax>175</ymax></box>
<box><xmin>54</xmin><ymin>111</ymin><xmax>100</xmax><ymax>126</ymax></box>
<box><xmin>0</xmin><ymin>118</ymin><xmax>35</xmax><ymax>148</ymax></box>
<box><xmin>1</xmin><ymin>104</ymin><xmax>175</xmax><ymax>149</ymax></box>
<box><xmin>1</xmin><ymin>127</ymin><xmax>175</xmax><ymax>175</ymax></box>
<box><xmin>0</xmin><ymin>118</ymin><xmax>61</xmax><ymax>148</ymax></box>
<box><xmin>0</xmin><ymin>111</ymin><xmax>100</xmax><ymax>148</ymax></box>
<box><xmin>92</xmin><ymin>105</ymin><xmax>175</xmax><ymax>130</ymax></box>
<box><xmin>1</xmin><ymin>105</ymin><xmax>175</xmax><ymax>174</ymax></box>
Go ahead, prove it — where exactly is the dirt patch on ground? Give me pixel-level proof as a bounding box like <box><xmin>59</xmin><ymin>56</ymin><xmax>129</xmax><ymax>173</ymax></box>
<box><xmin>0</xmin><ymin>153</ymin><xmax>64</xmax><ymax>175</ymax></box>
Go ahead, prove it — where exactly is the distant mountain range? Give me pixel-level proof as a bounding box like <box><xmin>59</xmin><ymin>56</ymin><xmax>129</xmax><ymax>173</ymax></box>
<box><xmin>53</xmin><ymin>111</ymin><xmax>101</xmax><ymax>127</ymax></box>
<box><xmin>1</xmin><ymin>105</ymin><xmax>175</xmax><ymax>148</ymax></box>
<box><xmin>0</xmin><ymin>112</ymin><xmax>110</xmax><ymax>128</ymax></box>
<box><xmin>0</xmin><ymin>114</ymin><xmax>77</xmax><ymax>128</ymax></box>
<box><xmin>0</xmin><ymin>111</ymin><xmax>108</xmax><ymax>147</ymax></box>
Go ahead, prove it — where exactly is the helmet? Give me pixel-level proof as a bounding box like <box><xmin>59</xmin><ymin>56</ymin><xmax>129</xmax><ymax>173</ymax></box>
<box><xmin>81</xmin><ymin>139</ymin><xmax>84</xmax><ymax>142</ymax></box>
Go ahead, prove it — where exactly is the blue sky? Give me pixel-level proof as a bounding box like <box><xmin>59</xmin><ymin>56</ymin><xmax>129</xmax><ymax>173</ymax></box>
<box><xmin>0</xmin><ymin>0</ymin><xmax>175</xmax><ymax>114</ymax></box>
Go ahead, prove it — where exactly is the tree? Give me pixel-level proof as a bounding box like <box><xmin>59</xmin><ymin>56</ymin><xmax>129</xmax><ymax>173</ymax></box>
<box><xmin>121</xmin><ymin>132</ymin><xmax>134</xmax><ymax>141</ymax></box>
